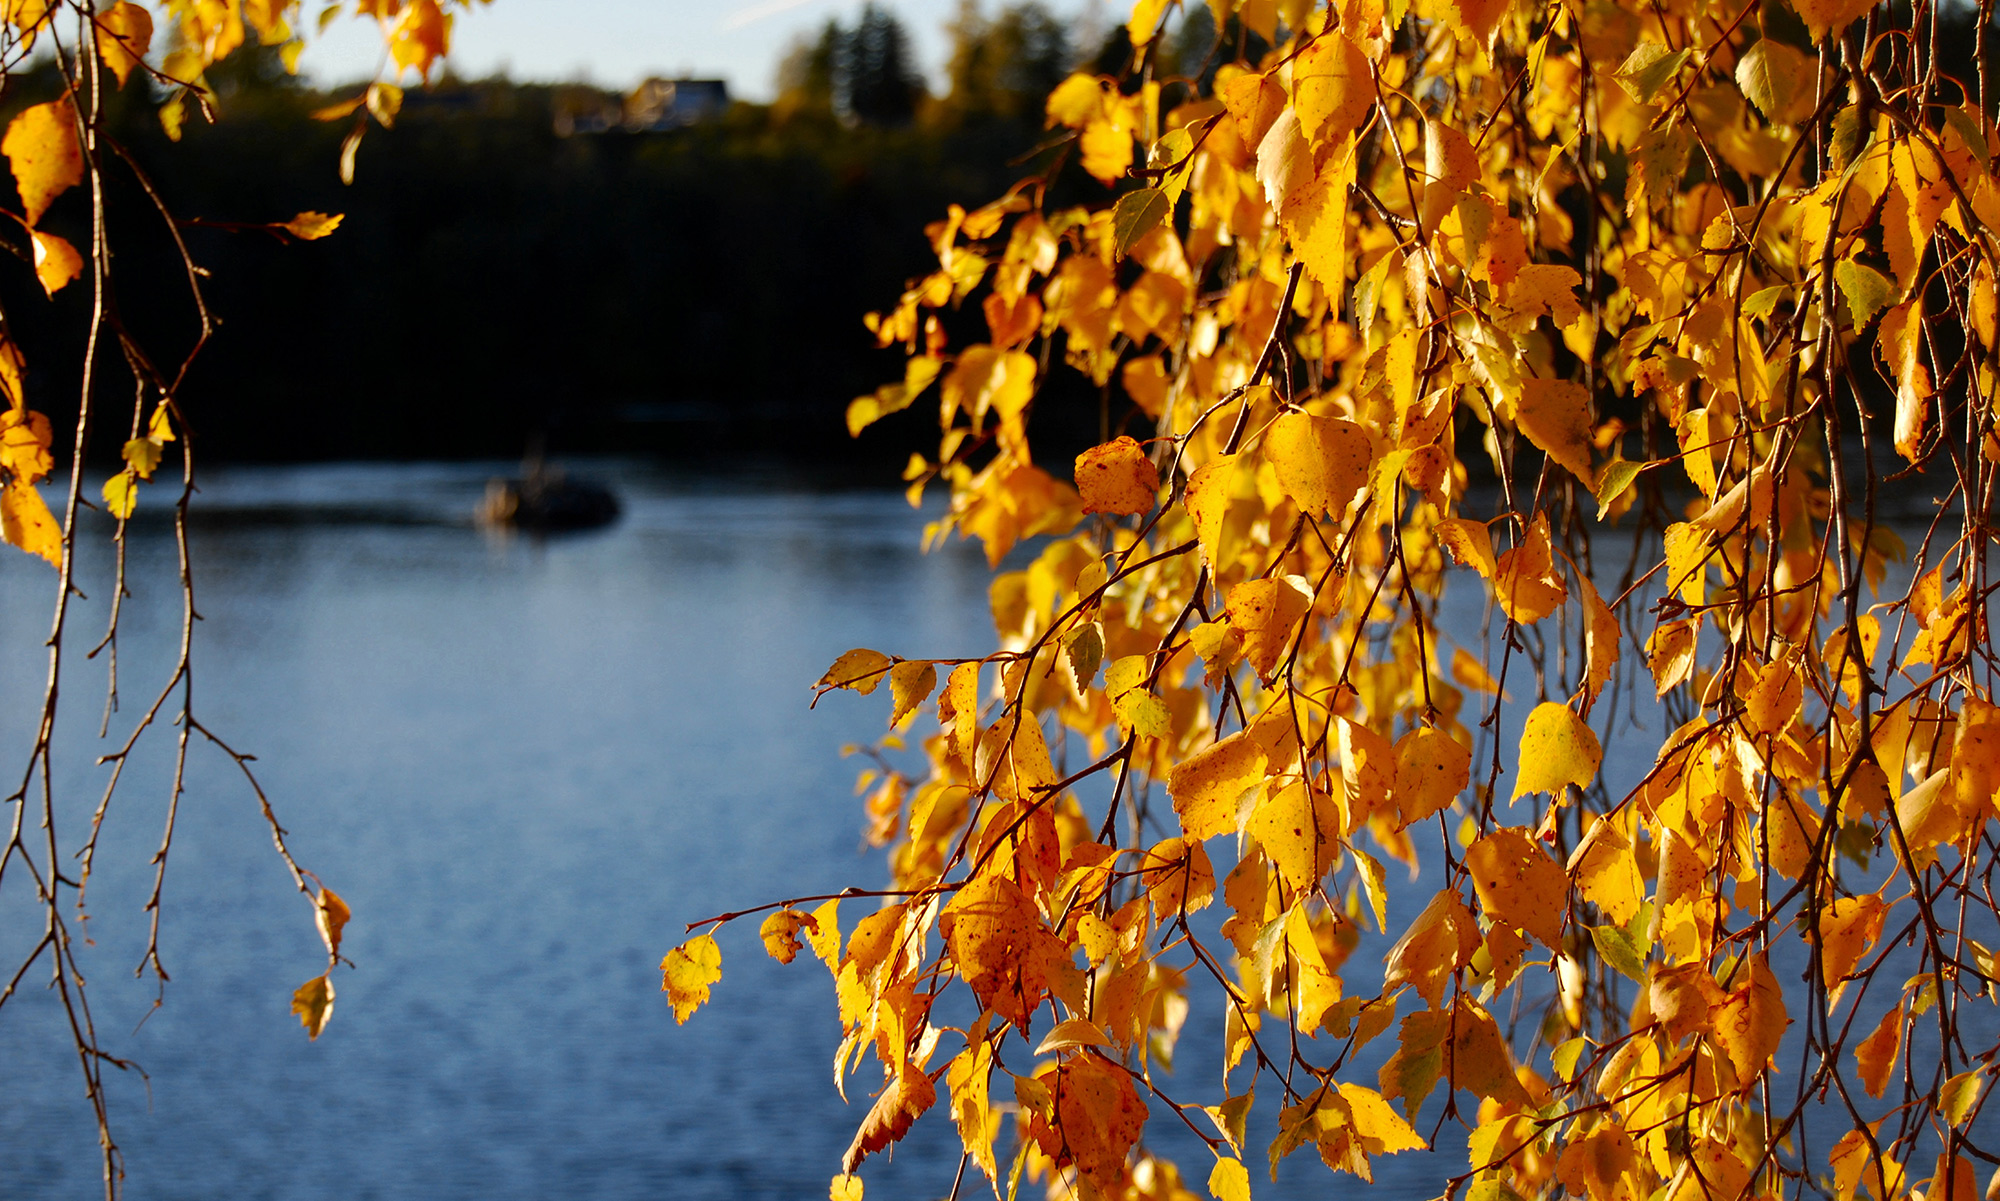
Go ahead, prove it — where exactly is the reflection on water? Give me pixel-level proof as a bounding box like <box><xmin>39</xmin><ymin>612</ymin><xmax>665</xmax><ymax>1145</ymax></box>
<box><xmin>0</xmin><ymin>463</ymin><xmax>1988</xmax><ymax>1198</ymax></box>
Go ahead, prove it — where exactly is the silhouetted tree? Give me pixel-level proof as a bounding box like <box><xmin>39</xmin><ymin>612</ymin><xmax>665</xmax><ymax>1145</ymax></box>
<box><xmin>840</xmin><ymin>5</ymin><xmax>923</xmax><ymax>125</ymax></box>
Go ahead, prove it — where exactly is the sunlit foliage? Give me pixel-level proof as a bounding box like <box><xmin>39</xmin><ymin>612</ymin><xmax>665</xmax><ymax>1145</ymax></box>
<box><xmin>675</xmin><ymin>0</ymin><xmax>2000</xmax><ymax>1195</ymax></box>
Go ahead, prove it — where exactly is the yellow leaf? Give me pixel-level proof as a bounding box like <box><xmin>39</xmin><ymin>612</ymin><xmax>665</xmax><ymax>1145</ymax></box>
<box><xmin>1207</xmin><ymin>1156</ymin><xmax>1250</xmax><ymax>1201</ymax></box>
<box><xmin>887</xmin><ymin>660</ymin><xmax>937</xmax><ymax>727</ymax></box>
<box><xmin>1126</xmin><ymin>0</ymin><xmax>1171</xmax><ymax>43</ymax></box>
<box><xmin>2</xmin><ymin>478</ymin><xmax>60</xmax><ymax>565</ymax></box>
<box><xmin>1494</xmin><ymin>513</ymin><xmax>1566</xmax><ymax>624</ymax></box>
<box><xmin>1647</xmin><ymin>617</ymin><xmax>1698</xmax><ymax>696</ymax></box>
<box><xmin>1434</xmin><ymin>517</ymin><xmax>1496</xmax><ymax>578</ymax></box>
<box><xmin>1383</xmin><ymin>889</ymin><xmax>1478</xmax><ymax>1008</ymax></box>
<box><xmin>1466</xmin><ymin>827</ymin><xmax>1565</xmax><ymax>947</ymax></box>
<box><xmin>123</xmin><ymin>436</ymin><xmax>162</xmax><ymax>479</ymax></box>
<box><xmin>1450</xmin><ymin>646</ymin><xmax>1501</xmax><ymax>694</ymax></box>
<box><xmin>1516</xmin><ymin>378</ymin><xmax>1595</xmax><ymax>485</ymax></box>
<box><xmin>1445</xmin><ymin>999</ymin><xmax>1531</xmax><ymax>1105</ymax></box>
<box><xmin>387</xmin><ymin>0</ymin><xmax>451</xmax><ymax>78</ymax></box>
<box><xmin>101</xmin><ymin>471</ymin><xmax>136</xmax><ymax>520</ymax></box>
<box><xmin>760</xmin><ymin>908</ymin><xmax>818</xmax><ymax>964</ymax></box>
<box><xmin>830</xmin><ymin>1174</ymin><xmax>864</xmax><ymax>1201</ymax></box>
<box><xmin>1074</xmin><ymin>435</ymin><xmax>1159</xmax><ymax>515</ymax></box>
<box><xmin>1032</xmin><ymin>1051</ymin><xmax>1147</xmax><ymax>1191</ymax></box>
<box><xmin>844</xmin><ymin>1060</ymin><xmax>938</xmax><ymax>1173</ymax></box>
<box><xmin>291</xmin><ymin>973</ymin><xmax>334</xmax><ymax>1040</ymax></box>
<box><xmin>1249</xmin><ymin>779</ymin><xmax>1340</xmax><ymax>893</ymax></box>
<box><xmin>1713</xmin><ymin>952</ymin><xmax>1788</xmax><ymax>1084</ymax></box>
<box><xmin>1940</xmin><ymin>1069</ymin><xmax>1983</xmax><ymax>1126</ymax></box>
<box><xmin>1291</xmin><ymin>32</ymin><xmax>1373</xmax><ymax>148</ymax></box>
<box><xmin>1142</xmin><ymin>835</ymin><xmax>1216</xmax><ymax>920</ymax></box>
<box><xmin>818</xmin><ymin>648</ymin><xmax>893</xmax><ymax>695</ymax></box>
<box><xmin>31</xmin><ymin>228</ymin><xmax>82</xmax><ymax>296</ymax></box>
<box><xmin>1567</xmin><ymin>815</ymin><xmax>1642</xmax><ymax>926</ymax></box>
<box><xmin>1337</xmin><ymin>1082</ymin><xmax>1425</xmax><ymax>1153</ymax></box>
<box><xmin>1444</xmin><ymin>0</ymin><xmax>1510</xmax><ymax>48</ymax></box>
<box><xmin>1225</xmin><ymin>575</ymin><xmax>1312</xmax><ymax>680</ymax></box>
<box><xmin>3</xmin><ymin>97</ymin><xmax>79</xmax><ymax>226</ymax></box>
<box><xmin>283</xmin><ymin>211</ymin><xmax>344</xmax><ymax>240</ymax></box>
<box><xmin>1168</xmin><ymin>731</ymin><xmax>1268</xmax><ymax>840</ymax></box>
<box><xmin>1393</xmin><ymin>727</ymin><xmax>1468</xmax><ymax>829</ymax></box>
<box><xmin>660</xmin><ymin>933</ymin><xmax>722</xmax><ymax>1024</ymax></box>
<box><xmin>1512</xmin><ymin>702</ymin><xmax>1600</xmax><ymax>800</ymax></box>
<box><xmin>1264</xmin><ymin>410</ymin><xmax>1371</xmax><ymax>519</ymax></box>
<box><xmin>1855</xmin><ymin>1003</ymin><xmax>1901</xmax><ymax>1097</ymax></box>
<box><xmin>0</xmin><ymin>407</ymin><xmax>52</xmax><ymax>482</ymax></box>
<box><xmin>946</xmin><ymin>1037</ymin><xmax>997</xmax><ymax>1180</ymax></box>
<box><xmin>940</xmin><ymin>875</ymin><xmax>1065</xmax><ymax>1033</ymax></box>
<box><xmin>95</xmin><ymin>1</ymin><xmax>153</xmax><ymax>87</ymax></box>
<box><xmin>1818</xmin><ymin>893</ymin><xmax>1886</xmax><ymax>993</ymax></box>
<box><xmin>1379</xmin><ymin>1008</ymin><xmax>1446</xmax><ymax>1116</ymax></box>
<box><xmin>1649</xmin><ymin>961</ymin><xmax>1724</xmax><ymax>1043</ymax></box>
<box><xmin>1185</xmin><ymin>453</ymin><xmax>1243</xmax><ymax>571</ymax></box>
<box><xmin>314</xmin><ymin>886</ymin><xmax>351</xmax><ymax>959</ymax></box>
<box><xmin>1577</xmin><ymin>573</ymin><xmax>1618</xmax><ymax>712</ymax></box>
<box><xmin>1789</xmin><ymin>0</ymin><xmax>1876</xmax><ymax>39</ymax></box>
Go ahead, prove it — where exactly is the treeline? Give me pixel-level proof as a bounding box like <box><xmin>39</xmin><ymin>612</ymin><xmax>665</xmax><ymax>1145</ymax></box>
<box><xmin>0</xmin><ymin>4</ymin><xmax>1215</xmax><ymax>470</ymax></box>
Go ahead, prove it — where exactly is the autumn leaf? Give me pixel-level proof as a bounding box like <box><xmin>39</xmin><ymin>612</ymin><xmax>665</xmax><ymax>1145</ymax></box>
<box><xmin>94</xmin><ymin>1</ymin><xmax>153</xmax><ymax>87</ymax></box>
<box><xmin>1855</xmin><ymin>1003</ymin><xmax>1901</xmax><ymax>1098</ymax></box>
<box><xmin>1032</xmin><ymin>1051</ymin><xmax>1147</xmax><ymax>1191</ymax></box>
<box><xmin>291</xmin><ymin>974</ymin><xmax>334</xmax><ymax>1040</ymax></box>
<box><xmin>1264</xmin><ymin>410</ymin><xmax>1372</xmax><ymax>519</ymax></box>
<box><xmin>1225</xmin><ymin>575</ymin><xmax>1312</xmax><ymax>681</ymax></box>
<box><xmin>314</xmin><ymin>886</ymin><xmax>351</xmax><ymax>959</ymax></box>
<box><xmin>759</xmin><ymin>908</ymin><xmax>817</xmax><ymax>964</ymax></box>
<box><xmin>818</xmin><ymin>648</ymin><xmax>892</xmax><ymax>695</ymax></box>
<box><xmin>1713</xmin><ymin>952</ymin><xmax>1789</xmax><ymax>1086</ymax></box>
<box><xmin>1494</xmin><ymin>513</ymin><xmax>1567</xmax><ymax>624</ymax></box>
<box><xmin>660</xmin><ymin>934</ymin><xmax>722</xmax><ymax>1024</ymax></box>
<box><xmin>1466</xmin><ymin>827</ymin><xmax>1565</xmax><ymax>947</ymax></box>
<box><xmin>30</xmin><ymin>228</ymin><xmax>81</xmax><ymax>296</ymax></box>
<box><xmin>283</xmin><ymin>211</ymin><xmax>344</xmax><ymax>240</ymax></box>
<box><xmin>1393</xmin><ymin>727</ymin><xmax>1468</xmax><ymax>829</ymax></box>
<box><xmin>1383</xmin><ymin>889</ymin><xmax>1478</xmax><ymax>1008</ymax></box>
<box><xmin>1075</xmin><ymin>436</ymin><xmax>1159</xmax><ymax>515</ymax></box>
<box><xmin>940</xmin><ymin>874</ymin><xmax>1066</xmax><ymax>1034</ymax></box>
<box><xmin>843</xmin><ymin>1059</ymin><xmax>937</xmax><ymax>1173</ymax></box>
<box><xmin>1512</xmin><ymin>702</ymin><xmax>1601</xmax><ymax>800</ymax></box>
<box><xmin>1168</xmin><ymin>731</ymin><xmax>1267</xmax><ymax>841</ymax></box>
<box><xmin>2</xmin><ymin>478</ymin><xmax>60</xmax><ymax>565</ymax></box>
<box><xmin>101</xmin><ymin>472</ymin><xmax>136</xmax><ymax>520</ymax></box>
<box><xmin>3</xmin><ymin>97</ymin><xmax>79</xmax><ymax>226</ymax></box>
<box><xmin>886</xmin><ymin>660</ymin><xmax>936</xmax><ymax>727</ymax></box>
<box><xmin>829</xmin><ymin>1174</ymin><xmax>863</xmax><ymax>1201</ymax></box>
<box><xmin>1516</xmin><ymin>378</ymin><xmax>1595</xmax><ymax>486</ymax></box>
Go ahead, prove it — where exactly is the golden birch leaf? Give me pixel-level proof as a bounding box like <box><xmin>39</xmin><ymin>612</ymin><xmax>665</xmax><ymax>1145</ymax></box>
<box><xmin>314</xmin><ymin>886</ymin><xmax>351</xmax><ymax>959</ymax></box>
<box><xmin>1225</xmin><ymin>575</ymin><xmax>1312</xmax><ymax>680</ymax></box>
<box><xmin>1337</xmin><ymin>717</ymin><xmax>1396</xmax><ymax>828</ymax></box>
<box><xmin>939</xmin><ymin>662</ymin><xmax>980</xmax><ymax>764</ymax></box>
<box><xmin>1835</xmin><ymin>259</ymin><xmax>1895</xmax><ymax>328</ymax></box>
<box><xmin>1735</xmin><ymin>37</ymin><xmax>1813</xmax><ymax>122</ymax></box>
<box><xmin>291</xmin><ymin>974</ymin><xmax>334</xmax><ymax>1040</ymax></box>
<box><xmin>805</xmin><ymin>898</ymin><xmax>841</xmax><ymax>971</ymax></box>
<box><xmin>386</xmin><ymin>0</ymin><xmax>451</xmax><ymax>77</ymax></box>
<box><xmin>1855</xmin><ymin>1003</ymin><xmax>1901</xmax><ymax>1098</ymax></box>
<box><xmin>1184</xmin><ymin>453</ymin><xmax>1241</xmax><ymax>571</ymax></box>
<box><xmin>123</xmin><ymin>436</ymin><xmax>162</xmax><ymax>479</ymax></box>
<box><xmin>1648</xmin><ymin>961</ymin><xmax>1724</xmax><ymax>1043</ymax></box>
<box><xmin>2</xmin><ymin>97</ymin><xmax>79</xmax><ymax>226</ymax></box>
<box><xmin>1337</xmin><ymin>1082</ymin><xmax>1425</xmax><ymax>1154</ymax></box>
<box><xmin>940</xmin><ymin>875</ymin><xmax>1064</xmax><ymax>1033</ymax></box>
<box><xmin>887</xmin><ymin>660</ymin><xmax>937</xmax><ymax>727</ymax></box>
<box><xmin>1789</xmin><ymin>0</ymin><xmax>1877</xmax><ymax>39</ymax></box>
<box><xmin>1568</xmin><ymin>815</ymin><xmax>1642</xmax><ymax>925</ymax></box>
<box><xmin>1080</xmin><ymin>115</ymin><xmax>1135</xmax><ymax>183</ymax></box>
<box><xmin>31</xmin><ymin>228</ymin><xmax>81</xmax><ymax>296</ymax></box>
<box><xmin>1249</xmin><ymin>779</ymin><xmax>1339</xmax><ymax>893</ymax></box>
<box><xmin>95</xmin><ymin>1</ymin><xmax>153</xmax><ymax>87</ymax></box>
<box><xmin>2</xmin><ymin>478</ymin><xmax>60</xmax><ymax>565</ymax></box>
<box><xmin>1647</xmin><ymin>617</ymin><xmax>1698</xmax><ymax>696</ymax></box>
<box><xmin>1126</xmin><ymin>0</ymin><xmax>1171</xmax><ymax>44</ymax></box>
<box><xmin>1046</xmin><ymin>73</ymin><xmax>1104</xmax><ymax>127</ymax></box>
<box><xmin>1940</xmin><ymin>1069</ymin><xmax>1983</xmax><ymax>1126</ymax></box>
<box><xmin>660</xmin><ymin>933</ymin><xmax>722</xmax><ymax>1024</ymax></box>
<box><xmin>1819</xmin><ymin>894</ymin><xmax>1887</xmax><ymax>992</ymax></box>
<box><xmin>1208</xmin><ymin>1156</ymin><xmax>1251</xmax><ymax>1201</ymax></box>
<box><xmin>1263</xmin><ymin>411</ymin><xmax>1371</xmax><ymax>519</ymax></box>
<box><xmin>843</xmin><ymin>1060</ymin><xmax>937</xmax><ymax>1173</ymax></box>
<box><xmin>1466</xmin><ymin>827</ymin><xmax>1565</xmax><ymax>948</ymax></box>
<box><xmin>1713</xmin><ymin>952</ymin><xmax>1788</xmax><ymax>1083</ymax></box>
<box><xmin>1434</xmin><ymin>518</ymin><xmax>1496</xmax><ymax>578</ymax></box>
<box><xmin>1168</xmin><ymin>731</ymin><xmax>1268</xmax><ymax>840</ymax></box>
<box><xmin>1034</xmin><ymin>1017</ymin><xmax>1111</xmax><ymax>1055</ymax></box>
<box><xmin>101</xmin><ymin>472</ymin><xmax>137</xmax><ymax>520</ymax></box>
<box><xmin>1494</xmin><ymin>514</ymin><xmax>1567</xmax><ymax>624</ymax></box>
<box><xmin>1379</xmin><ymin>1008</ymin><xmax>1447</xmax><ymax>1116</ymax></box>
<box><xmin>1879</xmin><ymin>299</ymin><xmax>1932</xmax><ymax>461</ymax></box>
<box><xmin>1383</xmin><ymin>890</ymin><xmax>1478</xmax><ymax>1008</ymax></box>
<box><xmin>818</xmin><ymin>648</ymin><xmax>893</xmax><ymax>695</ymax></box>
<box><xmin>1280</xmin><ymin>136</ymin><xmax>1357</xmax><ymax>294</ymax></box>
<box><xmin>1577</xmin><ymin>573</ymin><xmax>1618</xmax><ymax>712</ymax></box>
<box><xmin>1219</xmin><ymin>70</ymin><xmax>1286</xmax><ymax>152</ymax></box>
<box><xmin>1512</xmin><ymin>702</ymin><xmax>1600</xmax><ymax>800</ymax></box>
<box><xmin>283</xmin><ymin>210</ymin><xmax>344</xmax><ymax>240</ymax></box>
<box><xmin>1290</xmin><ymin>33</ymin><xmax>1373</xmax><ymax>147</ymax></box>
<box><xmin>1516</xmin><ymin>378</ymin><xmax>1595</xmax><ymax>486</ymax></box>
<box><xmin>830</xmin><ymin>1174</ymin><xmax>864</xmax><ymax>1201</ymax></box>
<box><xmin>946</xmin><ymin>1038</ymin><xmax>998</xmax><ymax>1180</ymax></box>
<box><xmin>1142</xmin><ymin>835</ymin><xmax>1216</xmax><ymax>919</ymax></box>
<box><xmin>1393</xmin><ymin>727</ymin><xmax>1468</xmax><ymax>829</ymax></box>
<box><xmin>760</xmin><ymin>908</ymin><xmax>818</xmax><ymax>964</ymax></box>
<box><xmin>1047</xmin><ymin>1052</ymin><xmax>1148</xmax><ymax>1191</ymax></box>
<box><xmin>1076</xmin><ymin>435</ymin><xmax>1159</xmax><ymax>515</ymax></box>
<box><xmin>1448</xmin><ymin>1000</ymin><xmax>1531</xmax><ymax>1105</ymax></box>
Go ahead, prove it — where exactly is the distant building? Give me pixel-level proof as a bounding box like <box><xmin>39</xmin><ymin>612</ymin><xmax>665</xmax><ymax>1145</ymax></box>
<box><xmin>554</xmin><ymin>79</ymin><xmax>730</xmax><ymax>136</ymax></box>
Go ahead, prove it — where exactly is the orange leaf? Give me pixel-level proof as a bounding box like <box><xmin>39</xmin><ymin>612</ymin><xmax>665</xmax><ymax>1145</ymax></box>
<box><xmin>3</xmin><ymin>97</ymin><xmax>79</xmax><ymax>226</ymax></box>
<box><xmin>939</xmin><ymin>875</ymin><xmax>1066</xmax><ymax>1034</ymax></box>
<box><xmin>1225</xmin><ymin>575</ymin><xmax>1312</xmax><ymax>680</ymax></box>
<box><xmin>1855</xmin><ymin>1003</ymin><xmax>1901</xmax><ymax>1098</ymax></box>
<box><xmin>842</xmin><ymin>1059</ymin><xmax>937</xmax><ymax>1173</ymax></box>
<box><xmin>1713</xmin><ymin>952</ymin><xmax>1789</xmax><ymax>1085</ymax></box>
<box><xmin>291</xmin><ymin>974</ymin><xmax>334</xmax><ymax>1040</ymax></box>
<box><xmin>31</xmin><ymin>227</ymin><xmax>81</xmax><ymax>296</ymax></box>
<box><xmin>1074</xmin><ymin>436</ymin><xmax>1158</xmax><ymax>515</ymax></box>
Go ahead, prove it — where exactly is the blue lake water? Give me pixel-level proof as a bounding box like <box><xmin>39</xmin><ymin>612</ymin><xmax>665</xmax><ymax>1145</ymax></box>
<box><xmin>0</xmin><ymin>462</ymin><xmax>1988</xmax><ymax>1197</ymax></box>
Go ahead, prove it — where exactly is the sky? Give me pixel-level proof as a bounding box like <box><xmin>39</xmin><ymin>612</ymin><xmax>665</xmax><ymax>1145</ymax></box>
<box><xmin>293</xmin><ymin>0</ymin><xmax>1107</xmax><ymax>102</ymax></box>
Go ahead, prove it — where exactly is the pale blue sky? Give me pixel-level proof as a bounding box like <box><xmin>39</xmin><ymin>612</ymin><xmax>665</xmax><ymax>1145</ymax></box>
<box><xmin>294</xmin><ymin>0</ymin><xmax>1106</xmax><ymax>101</ymax></box>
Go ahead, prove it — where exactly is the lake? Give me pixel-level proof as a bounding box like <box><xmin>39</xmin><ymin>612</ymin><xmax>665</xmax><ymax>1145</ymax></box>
<box><xmin>0</xmin><ymin>462</ymin><xmax>1986</xmax><ymax>1197</ymax></box>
